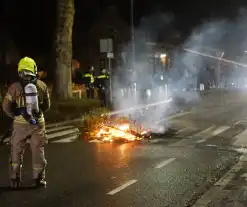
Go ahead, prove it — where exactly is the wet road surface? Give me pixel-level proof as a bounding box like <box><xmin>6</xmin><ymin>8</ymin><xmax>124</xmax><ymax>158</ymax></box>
<box><xmin>1</xmin><ymin>91</ymin><xmax>247</xmax><ymax>207</ymax></box>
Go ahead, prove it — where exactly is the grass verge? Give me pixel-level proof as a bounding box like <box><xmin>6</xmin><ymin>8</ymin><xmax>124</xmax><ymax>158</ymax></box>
<box><xmin>0</xmin><ymin>98</ymin><xmax>102</xmax><ymax>134</ymax></box>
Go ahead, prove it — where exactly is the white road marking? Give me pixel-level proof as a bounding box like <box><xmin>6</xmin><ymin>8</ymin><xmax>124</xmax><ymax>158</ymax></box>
<box><xmin>107</xmin><ymin>179</ymin><xmax>138</xmax><ymax>195</ymax></box>
<box><xmin>47</xmin><ymin>128</ymin><xmax>80</xmax><ymax>139</ymax></box>
<box><xmin>4</xmin><ymin>132</ymin><xmax>79</xmax><ymax>144</ymax></box>
<box><xmin>212</xmin><ymin>126</ymin><xmax>230</xmax><ymax>136</ymax></box>
<box><xmin>155</xmin><ymin>158</ymin><xmax>176</xmax><ymax>169</ymax></box>
<box><xmin>192</xmin><ymin>157</ymin><xmax>244</xmax><ymax>207</ymax></box>
<box><xmin>233</xmin><ymin>129</ymin><xmax>247</xmax><ymax>147</ymax></box>
<box><xmin>194</xmin><ymin>126</ymin><xmax>215</xmax><ymax>143</ymax></box>
<box><xmin>177</xmin><ymin>127</ymin><xmax>190</xmax><ymax>134</ymax></box>
<box><xmin>51</xmin><ymin>135</ymin><xmax>78</xmax><ymax>143</ymax></box>
<box><xmin>192</xmin><ymin>126</ymin><xmax>215</xmax><ymax>138</ymax></box>
<box><xmin>234</xmin><ymin>148</ymin><xmax>247</xmax><ymax>154</ymax></box>
<box><xmin>46</xmin><ymin>126</ymin><xmax>74</xmax><ymax>133</ymax></box>
<box><xmin>168</xmin><ymin>127</ymin><xmax>200</xmax><ymax>147</ymax></box>
<box><xmin>235</xmin><ymin>120</ymin><xmax>247</xmax><ymax>125</ymax></box>
<box><xmin>205</xmin><ymin>144</ymin><xmax>217</xmax><ymax>147</ymax></box>
<box><xmin>196</xmin><ymin>139</ymin><xmax>207</xmax><ymax>144</ymax></box>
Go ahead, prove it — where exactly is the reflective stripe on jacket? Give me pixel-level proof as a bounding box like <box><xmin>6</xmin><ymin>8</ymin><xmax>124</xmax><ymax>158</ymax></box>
<box><xmin>84</xmin><ymin>73</ymin><xmax>94</xmax><ymax>83</ymax></box>
<box><xmin>97</xmin><ymin>74</ymin><xmax>109</xmax><ymax>79</ymax></box>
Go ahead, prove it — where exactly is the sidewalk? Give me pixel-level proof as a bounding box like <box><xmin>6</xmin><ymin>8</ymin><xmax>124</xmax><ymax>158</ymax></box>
<box><xmin>209</xmin><ymin>156</ymin><xmax>247</xmax><ymax>207</ymax></box>
<box><xmin>193</xmin><ymin>154</ymin><xmax>247</xmax><ymax>207</ymax></box>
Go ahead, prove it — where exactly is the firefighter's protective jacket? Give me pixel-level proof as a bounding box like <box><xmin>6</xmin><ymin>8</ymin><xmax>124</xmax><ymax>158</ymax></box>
<box><xmin>2</xmin><ymin>80</ymin><xmax>50</xmax><ymax>124</ymax></box>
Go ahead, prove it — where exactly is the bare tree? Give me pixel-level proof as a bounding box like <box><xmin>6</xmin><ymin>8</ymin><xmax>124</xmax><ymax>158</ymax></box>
<box><xmin>53</xmin><ymin>0</ymin><xmax>74</xmax><ymax>100</ymax></box>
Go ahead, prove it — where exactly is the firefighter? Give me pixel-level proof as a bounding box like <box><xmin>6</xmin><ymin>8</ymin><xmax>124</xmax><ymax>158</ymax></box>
<box><xmin>95</xmin><ymin>69</ymin><xmax>109</xmax><ymax>107</ymax></box>
<box><xmin>83</xmin><ymin>66</ymin><xmax>95</xmax><ymax>99</ymax></box>
<box><xmin>2</xmin><ymin>57</ymin><xmax>51</xmax><ymax>189</ymax></box>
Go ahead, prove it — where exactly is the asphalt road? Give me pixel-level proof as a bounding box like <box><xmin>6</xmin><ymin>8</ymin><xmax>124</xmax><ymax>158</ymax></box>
<box><xmin>1</xmin><ymin>91</ymin><xmax>247</xmax><ymax>207</ymax></box>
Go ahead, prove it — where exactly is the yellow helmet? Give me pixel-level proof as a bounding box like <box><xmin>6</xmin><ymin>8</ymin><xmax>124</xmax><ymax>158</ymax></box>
<box><xmin>18</xmin><ymin>57</ymin><xmax>37</xmax><ymax>76</ymax></box>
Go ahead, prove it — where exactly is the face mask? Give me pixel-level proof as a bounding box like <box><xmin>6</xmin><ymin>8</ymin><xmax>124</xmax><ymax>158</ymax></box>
<box><xmin>20</xmin><ymin>75</ymin><xmax>37</xmax><ymax>86</ymax></box>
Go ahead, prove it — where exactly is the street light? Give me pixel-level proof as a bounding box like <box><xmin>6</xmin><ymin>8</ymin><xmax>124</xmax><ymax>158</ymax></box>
<box><xmin>131</xmin><ymin>0</ymin><xmax>135</xmax><ymax>69</ymax></box>
<box><xmin>160</xmin><ymin>53</ymin><xmax>166</xmax><ymax>58</ymax></box>
<box><xmin>160</xmin><ymin>53</ymin><xmax>166</xmax><ymax>65</ymax></box>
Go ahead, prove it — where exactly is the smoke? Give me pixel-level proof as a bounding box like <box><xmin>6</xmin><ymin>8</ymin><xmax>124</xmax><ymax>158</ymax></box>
<box><xmin>111</xmin><ymin>8</ymin><xmax>247</xmax><ymax>132</ymax></box>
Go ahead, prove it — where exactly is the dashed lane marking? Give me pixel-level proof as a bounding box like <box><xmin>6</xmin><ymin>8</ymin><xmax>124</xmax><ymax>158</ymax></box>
<box><xmin>155</xmin><ymin>158</ymin><xmax>176</xmax><ymax>169</ymax></box>
<box><xmin>107</xmin><ymin>179</ymin><xmax>138</xmax><ymax>195</ymax></box>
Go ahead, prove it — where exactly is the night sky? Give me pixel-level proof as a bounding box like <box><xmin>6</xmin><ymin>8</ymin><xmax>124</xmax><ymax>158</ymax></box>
<box><xmin>1</xmin><ymin>0</ymin><xmax>247</xmax><ymax>57</ymax></box>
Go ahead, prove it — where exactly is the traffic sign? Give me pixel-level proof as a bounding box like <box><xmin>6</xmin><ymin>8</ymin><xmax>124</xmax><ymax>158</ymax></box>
<box><xmin>107</xmin><ymin>52</ymin><xmax>114</xmax><ymax>59</ymax></box>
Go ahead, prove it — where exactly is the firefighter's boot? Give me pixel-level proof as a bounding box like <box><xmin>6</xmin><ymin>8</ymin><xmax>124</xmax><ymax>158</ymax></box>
<box><xmin>9</xmin><ymin>177</ymin><xmax>20</xmax><ymax>189</ymax></box>
<box><xmin>35</xmin><ymin>175</ymin><xmax>47</xmax><ymax>188</ymax></box>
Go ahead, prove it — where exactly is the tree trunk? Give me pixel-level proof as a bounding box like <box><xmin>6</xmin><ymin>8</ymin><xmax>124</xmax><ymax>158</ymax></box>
<box><xmin>53</xmin><ymin>0</ymin><xmax>74</xmax><ymax>100</ymax></box>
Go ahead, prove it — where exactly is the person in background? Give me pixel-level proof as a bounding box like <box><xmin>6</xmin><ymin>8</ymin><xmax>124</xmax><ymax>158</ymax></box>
<box><xmin>82</xmin><ymin>66</ymin><xmax>95</xmax><ymax>99</ymax></box>
<box><xmin>95</xmin><ymin>69</ymin><xmax>109</xmax><ymax>107</ymax></box>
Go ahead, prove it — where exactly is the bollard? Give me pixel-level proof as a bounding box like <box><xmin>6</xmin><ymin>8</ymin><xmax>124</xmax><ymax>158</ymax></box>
<box><xmin>200</xmin><ymin>84</ymin><xmax>204</xmax><ymax>91</ymax></box>
<box><xmin>121</xmin><ymin>88</ymin><xmax>124</xmax><ymax>97</ymax></box>
<box><xmin>133</xmin><ymin>83</ymin><xmax>137</xmax><ymax>101</ymax></box>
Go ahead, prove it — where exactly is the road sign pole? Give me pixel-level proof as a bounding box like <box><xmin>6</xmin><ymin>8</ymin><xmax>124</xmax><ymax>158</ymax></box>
<box><xmin>108</xmin><ymin>57</ymin><xmax>112</xmax><ymax>103</ymax></box>
<box><xmin>107</xmin><ymin>52</ymin><xmax>114</xmax><ymax>103</ymax></box>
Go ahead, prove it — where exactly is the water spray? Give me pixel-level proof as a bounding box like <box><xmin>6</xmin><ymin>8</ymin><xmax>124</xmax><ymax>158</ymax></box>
<box><xmin>184</xmin><ymin>48</ymin><xmax>247</xmax><ymax>68</ymax></box>
<box><xmin>108</xmin><ymin>98</ymin><xmax>173</xmax><ymax>116</ymax></box>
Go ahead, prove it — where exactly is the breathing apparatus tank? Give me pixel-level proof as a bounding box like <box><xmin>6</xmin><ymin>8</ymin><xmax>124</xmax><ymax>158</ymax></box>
<box><xmin>24</xmin><ymin>83</ymin><xmax>39</xmax><ymax>124</ymax></box>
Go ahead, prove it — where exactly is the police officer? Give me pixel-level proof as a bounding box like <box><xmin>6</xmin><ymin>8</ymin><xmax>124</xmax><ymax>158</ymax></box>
<box><xmin>83</xmin><ymin>66</ymin><xmax>95</xmax><ymax>99</ymax></box>
<box><xmin>2</xmin><ymin>57</ymin><xmax>50</xmax><ymax>189</ymax></box>
<box><xmin>95</xmin><ymin>69</ymin><xmax>109</xmax><ymax>107</ymax></box>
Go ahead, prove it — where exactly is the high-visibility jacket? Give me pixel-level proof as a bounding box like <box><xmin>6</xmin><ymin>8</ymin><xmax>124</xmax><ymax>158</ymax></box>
<box><xmin>83</xmin><ymin>73</ymin><xmax>94</xmax><ymax>85</ymax></box>
<box><xmin>95</xmin><ymin>74</ymin><xmax>109</xmax><ymax>88</ymax></box>
<box><xmin>97</xmin><ymin>74</ymin><xmax>109</xmax><ymax>79</ymax></box>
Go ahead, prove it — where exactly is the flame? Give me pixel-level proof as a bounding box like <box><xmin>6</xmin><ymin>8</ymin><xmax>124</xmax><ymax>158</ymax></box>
<box><xmin>95</xmin><ymin>124</ymin><xmax>145</xmax><ymax>142</ymax></box>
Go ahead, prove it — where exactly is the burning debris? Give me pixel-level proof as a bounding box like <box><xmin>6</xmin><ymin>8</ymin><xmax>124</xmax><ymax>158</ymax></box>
<box><xmin>82</xmin><ymin>109</ymin><xmax>150</xmax><ymax>142</ymax></box>
<box><xmin>95</xmin><ymin>123</ymin><xmax>149</xmax><ymax>142</ymax></box>
<box><xmin>83</xmin><ymin>108</ymin><xmax>177</xmax><ymax>143</ymax></box>
<box><xmin>88</xmin><ymin>120</ymin><xmax>178</xmax><ymax>143</ymax></box>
